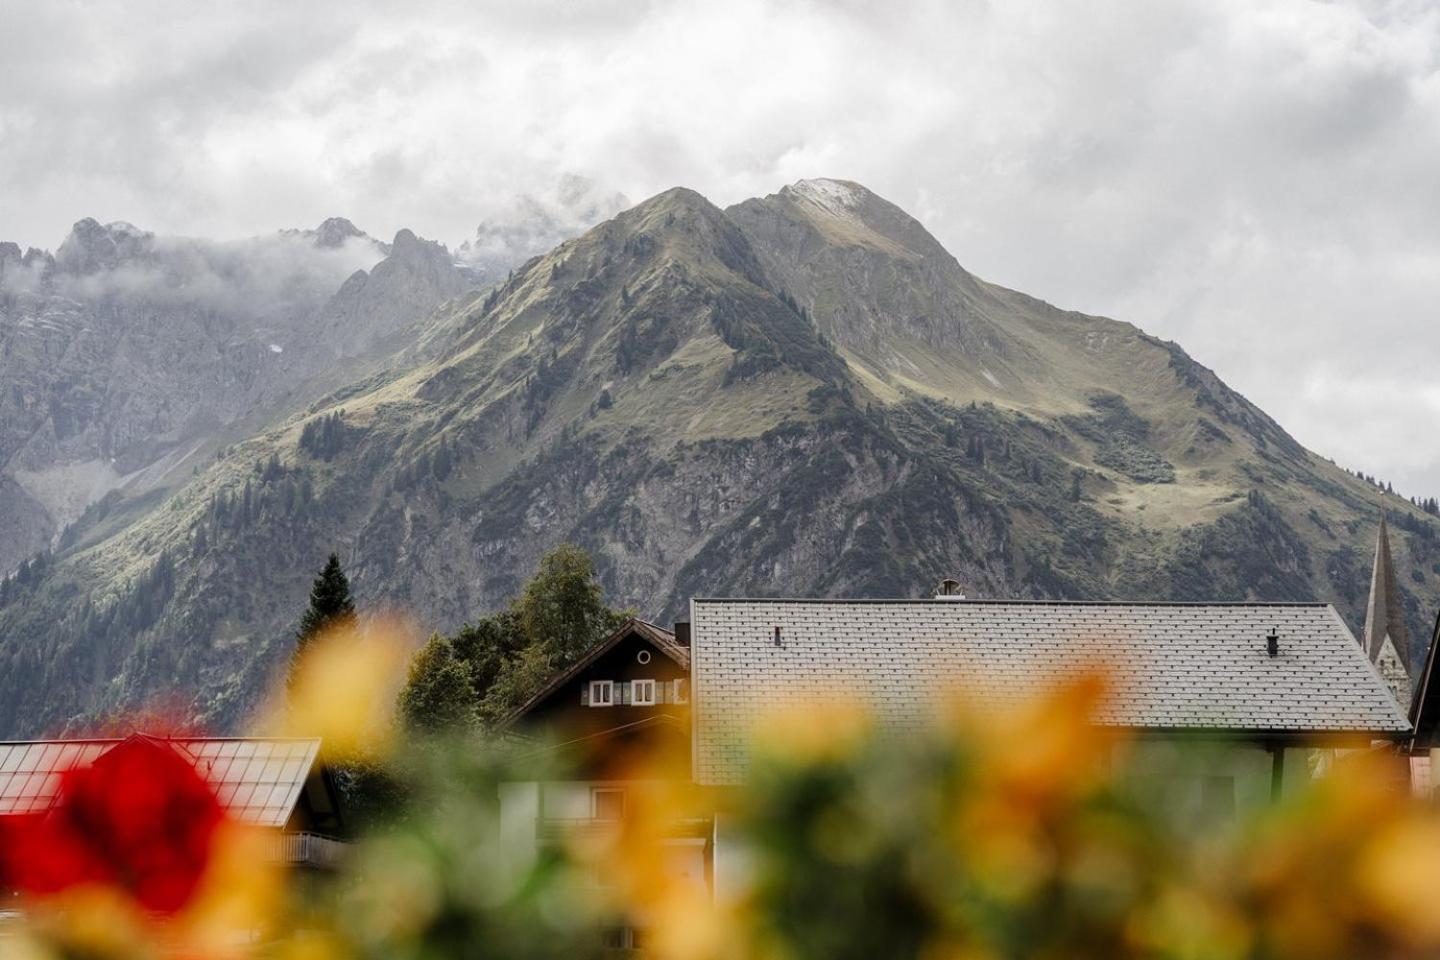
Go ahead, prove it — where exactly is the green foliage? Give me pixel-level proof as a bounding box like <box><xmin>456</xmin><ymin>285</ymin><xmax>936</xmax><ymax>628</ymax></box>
<box><xmin>396</xmin><ymin>545</ymin><xmax>627</xmax><ymax>733</ymax></box>
<box><xmin>1094</xmin><ymin>434</ymin><xmax>1175</xmax><ymax>484</ymax></box>
<box><xmin>514</xmin><ymin>544</ymin><xmax>625</xmax><ymax>665</ymax></box>
<box><xmin>290</xmin><ymin>553</ymin><xmax>357</xmax><ymax>689</ymax></box>
<box><xmin>448</xmin><ymin>611</ymin><xmax>525</xmax><ymax>703</ymax></box>
<box><xmin>398</xmin><ymin>635</ymin><xmax>477</xmax><ymax>733</ymax></box>
<box><xmin>332</xmin><ymin>741</ymin><xmax>599</xmax><ymax>960</ymax></box>
<box><xmin>299</xmin><ymin>410</ymin><xmax>347</xmax><ymax>460</ymax></box>
<box><xmin>0</xmin><ymin>551</ymin><xmax>51</xmax><ymax>608</ymax></box>
<box><xmin>1064</xmin><ymin>393</ymin><xmax>1175</xmax><ymax>484</ymax></box>
<box><xmin>476</xmin><ymin>643</ymin><xmax>557</xmax><ymax>727</ymax></box>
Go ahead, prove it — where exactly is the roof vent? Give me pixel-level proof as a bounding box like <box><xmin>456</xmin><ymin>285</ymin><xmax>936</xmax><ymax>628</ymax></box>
<box><xmin>934</xmin><ymin>578</ymin><xmax>967</xmax><ymax>600</ymax></box>
<box><xmin>1267</xmin><ymin>629</ymin><xmax>1279</xmax><ymax>658</ymax></box>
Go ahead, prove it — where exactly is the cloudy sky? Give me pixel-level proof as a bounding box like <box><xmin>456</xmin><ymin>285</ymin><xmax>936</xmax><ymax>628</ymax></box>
<box><xmin>3</xmin><ymin>0</ymin><xmax>1438</xmax><ymax>493</ymax></box>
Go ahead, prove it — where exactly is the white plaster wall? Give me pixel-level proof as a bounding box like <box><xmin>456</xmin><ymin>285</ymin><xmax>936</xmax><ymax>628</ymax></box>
<box><xmin>712</xmin><ymin>813</ymin><xmax>750</xmax><ymax>906</ymax></box>
<box><xmin>498</xmin><ymin>781</ymin><xmax>540</xmax><ymax>883</ymax></box>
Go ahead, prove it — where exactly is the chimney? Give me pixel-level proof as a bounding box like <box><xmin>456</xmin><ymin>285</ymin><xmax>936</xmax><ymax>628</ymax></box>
<box><xmin>934</xmin><ymin>578</ymin><xmax>967</xmax><ymax>600</ymax></box>
<box><xmin>673</xmin><ymin>621</ymin><xmax>691</xmax><ymax>647</ymax></box>
<box><xmin>1267</xmin><ymin>629</ymin><xmax>1279</xmax><ymax>658</ymax></box>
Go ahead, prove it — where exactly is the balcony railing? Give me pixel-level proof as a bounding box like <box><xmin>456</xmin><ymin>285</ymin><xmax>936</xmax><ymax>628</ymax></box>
<box><xmin>536</xmin><ymin>816</ymin><xmax>712</xmax><ymax>842</ymax></box>
<box><xmin>269</xmin><ymin>831</ymin><xmax>348</xmax><ymax>869</ymax></box>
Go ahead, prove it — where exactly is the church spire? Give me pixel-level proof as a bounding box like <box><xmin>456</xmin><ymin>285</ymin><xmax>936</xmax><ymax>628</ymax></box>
<box><xmin>1363</xmin><ymin>512</ymin><xmax>1412</xmax><ymax>706</ymax></box>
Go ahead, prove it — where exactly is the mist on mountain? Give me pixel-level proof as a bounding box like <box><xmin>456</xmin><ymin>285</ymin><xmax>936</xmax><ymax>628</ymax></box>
<box><xmin>1</xmin><ymin>219</ymin><xmax>389</xmax><ymax>324</ymax></box>
<box><xmin>456</xmin><ymin>175</ymin><xmax>629</xmax><ymax>279</ymax></box>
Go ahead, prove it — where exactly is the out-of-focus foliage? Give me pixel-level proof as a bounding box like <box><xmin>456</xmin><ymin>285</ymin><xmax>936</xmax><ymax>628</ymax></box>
<box><xmin>328</xmin><ymin>744</ymin><xmax>604</xmax><ymax>960</ymax></box>
<box><xmin>12</xmin><ymin>653</ymin><xmax>1440</xmax><ymax>960</ymax></box>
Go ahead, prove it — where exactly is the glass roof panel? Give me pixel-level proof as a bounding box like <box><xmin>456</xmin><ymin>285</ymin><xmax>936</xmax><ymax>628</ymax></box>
<box><xmin>35</xmin><ymin>744</ymin><xmax>63</xmax><ymax>772</ymax></box>
<box><xmin>15</xmin><ymin>745</ymin><xmax>42</xmax><ymax>773</ymax></box>
<box><xmin>0</xmin><ymin>738</ymin><xmax>319</xmax><ymax>824</ymax></box>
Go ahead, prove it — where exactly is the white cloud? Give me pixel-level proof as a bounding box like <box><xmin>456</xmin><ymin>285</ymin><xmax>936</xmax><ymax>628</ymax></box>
<box><xmin>2</xmin><ymin>0</ymin><xmax>1439</xmax><ymax>492</ymax></box>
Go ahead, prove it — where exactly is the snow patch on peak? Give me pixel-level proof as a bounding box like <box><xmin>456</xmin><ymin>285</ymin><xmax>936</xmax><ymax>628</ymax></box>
<box><xmin>788</xmin><ymin>178</ymin><xmax>865</xmax><ymax>220</ymax></box>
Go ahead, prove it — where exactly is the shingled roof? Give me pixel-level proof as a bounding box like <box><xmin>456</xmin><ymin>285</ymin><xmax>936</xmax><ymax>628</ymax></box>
<box><xmin>691</xmin><ymin>599</ymin><xmax>1410</xmax><ymax>785</ymax></box>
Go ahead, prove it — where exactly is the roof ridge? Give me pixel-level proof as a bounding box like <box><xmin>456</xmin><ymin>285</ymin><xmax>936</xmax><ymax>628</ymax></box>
<box><xmin>691</xmin><ymin>597</ymin><xmax>1335</xmax><ymax>607</ymax></box>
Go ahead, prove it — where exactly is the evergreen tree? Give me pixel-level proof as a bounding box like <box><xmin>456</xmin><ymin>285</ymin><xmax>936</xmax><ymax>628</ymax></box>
<box><xmin>292</xmin><ymin>553</ymin><xmax>357</xmax><ymax>668</ymax></box>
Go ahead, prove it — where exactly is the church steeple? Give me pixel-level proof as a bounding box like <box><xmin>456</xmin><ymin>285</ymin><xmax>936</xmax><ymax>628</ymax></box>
<box><xmin>1363</xmin><ymin>513</ymin><xmax>1412</xmax><ymax>707</ymax></box>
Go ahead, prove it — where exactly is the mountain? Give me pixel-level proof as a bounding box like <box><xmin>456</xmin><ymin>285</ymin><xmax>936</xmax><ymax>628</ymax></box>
<box><xmin>0</xmin><ymin>219</ymin><xmax>479</xmax><ymax>578</ymax></box>
<box><xmin>2</xmin><ymin>180</ymin><xmax>1436</xmax><ymax>737</ymax></box>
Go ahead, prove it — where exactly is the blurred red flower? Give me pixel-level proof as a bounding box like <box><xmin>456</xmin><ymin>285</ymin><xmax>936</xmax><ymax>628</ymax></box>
<box><xmin>0</xmin><ymin>735</ymin><xmax>224</xmax><ymax>915</ymax></box>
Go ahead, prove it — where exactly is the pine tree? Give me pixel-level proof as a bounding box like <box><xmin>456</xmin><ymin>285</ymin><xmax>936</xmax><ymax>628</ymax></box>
<box><xmin>290</xmin><ymin>554</ymin><xmax>357</xmax><ymax>689</ymax></box>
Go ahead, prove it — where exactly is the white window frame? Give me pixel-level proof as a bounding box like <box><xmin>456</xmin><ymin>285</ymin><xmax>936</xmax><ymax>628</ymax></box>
<box><xmin>631</xmin><ymin>678</ymin><xmax>657</xmax><ymax>706</ymax></box>
<box><xmin>589</xmin><ymin>680</ymin><xmax>614</xmax><ymax>707</ymax></box>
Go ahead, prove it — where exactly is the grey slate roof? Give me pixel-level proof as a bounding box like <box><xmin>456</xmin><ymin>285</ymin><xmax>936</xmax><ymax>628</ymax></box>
<box><xmin>691</xmin><ymin>599</ymin><xmax>1411</xmax><ymax>785</ymax></box>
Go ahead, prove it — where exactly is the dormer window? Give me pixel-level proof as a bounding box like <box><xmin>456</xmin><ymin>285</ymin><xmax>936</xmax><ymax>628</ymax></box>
<box><xmin>589</xmin><ymin>680</ymin><xmax>614</xmax><ymax>707</ymax></box>
<box><xmin>632</xmin><ymin>679</ymin><xmax>656</xmax><ymax>706</ymax></box>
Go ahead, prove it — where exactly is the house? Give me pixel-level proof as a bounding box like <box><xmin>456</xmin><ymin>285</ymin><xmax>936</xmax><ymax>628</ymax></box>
<box><xmin>0</xmin><ymin>733</ymin><xmax>348</xmax><ymax>870</ymax></box>
<box><xmin>502</xmin><ymin>595</ymin><xmax>1412</xmax><ymax>908</ymax></box>
<box><xmin>497</xmin><ymin>618</ymin><xmax>707</xmax><ymax>928</ymax></box>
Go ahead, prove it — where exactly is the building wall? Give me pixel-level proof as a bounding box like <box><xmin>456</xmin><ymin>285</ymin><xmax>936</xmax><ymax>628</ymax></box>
<box><xmin>1119</xmin><ymin>740</ymin><xmax>1304</xmax><ymax>827</ymax></box>
<box><xmin>502</xmin><ymin>739</ymin><xmax>1345</xmax><ymax>905</ymax></box>
<box><xmin>497</xmin><ymin>778</ymin><xmax>706</xmax><ymax>889</ymax></box>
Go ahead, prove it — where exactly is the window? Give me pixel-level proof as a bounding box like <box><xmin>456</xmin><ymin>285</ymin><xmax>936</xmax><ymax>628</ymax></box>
<box><xmin>673</xmin><ymin>678</ymin><xmax>689</xmax><ymax>704</ymax></box>
<box><xmin>632</xmin><ymin>679</ymin><xmax>656</xmax><ymax>706</ymax></box>
<box><xmin>588</xmin><ymin>680</ymin><xmax>613</xmax><ymax>707</ymax></box>
<box><xmin>592</xmin><ymin>787</ymin><xmax>625</xmax><ymax>821</ymax></box>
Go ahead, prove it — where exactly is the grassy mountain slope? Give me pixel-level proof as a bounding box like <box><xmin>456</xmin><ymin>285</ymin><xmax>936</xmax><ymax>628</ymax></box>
<box><xmin>1</xmin><ymin>181</ymin><xmax>1435</xmax><ymax>737</ymax></box>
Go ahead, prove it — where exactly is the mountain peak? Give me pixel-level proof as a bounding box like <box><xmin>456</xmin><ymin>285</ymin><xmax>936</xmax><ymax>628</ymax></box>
<box><xmin>624</xmin><ymin>186</ymin><xmax>725</xmax><ymax>224</ymax></box>
<box><xmin>55</xmin><ymin>218</ymin><xmax>154</xmax><ymax>274</ymax></box>
<box><xmin>313</xmin><ymin>217</ymin><xmax>365</xmax><ymax>249</ymax></box>
<box><xmin>783</xmin><ymin>178</ymin><xmax>870</xmax><ymax>220</ymax></box>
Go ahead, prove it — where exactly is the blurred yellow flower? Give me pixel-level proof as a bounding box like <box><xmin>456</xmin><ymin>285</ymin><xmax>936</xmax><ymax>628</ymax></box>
<box><xmin>177</xmin><ymin>821</ymin><xmax>285</xmax><ymax>956</ymax></box>
<box><xmin>17</xmin><ymin>886</ymin><xmax>152</xmax><ymax>960</ymax></box>
<box><xmin>261</xmin><ymin>613</ymin><xmax>414</xmax><ymax>762</ymax></box>
<box><xmin>750</xmin><ymin>697</ymin><xmax>872</xmax><ymax>766</ymax></box>
<box><xmin>1357</xmin><ymin>817</ymin><xmax>1440</xmax><ymax>946</ymax></box>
